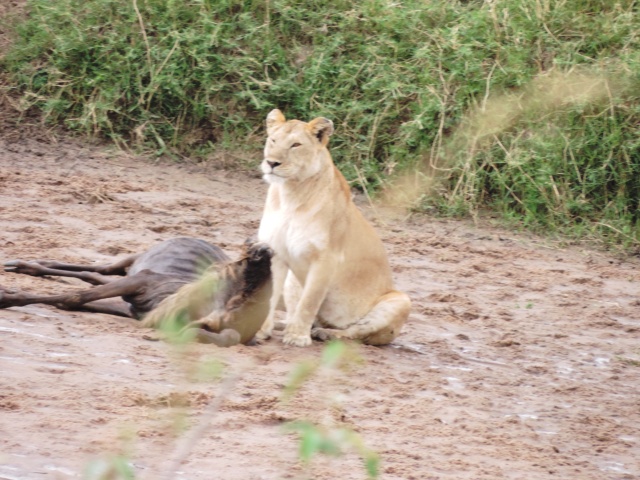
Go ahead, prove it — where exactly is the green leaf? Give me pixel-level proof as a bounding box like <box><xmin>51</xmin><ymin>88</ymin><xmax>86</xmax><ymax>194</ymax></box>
<box><xmin>365</xmin><ymin>453</ymin><xmax>380</xmax><ymax>478</ymax></box>
<box><xmin>321</xmin><ymin>340</ymin><xmax>347</xmax><ymax>368</ymax></box>
<box><xmin>281</xmin><ymin>360</ymin><xmax>317</xmax><ymax>400</ymax></box>
<box><xmin>299</xmin><ymin>425</ymin><xmax>324</xmax><ymax>462</ymax></box>
<box><xmin>83</xmin><ymin>456</ymin><xmax>136</xmax><ymax>480</ymax></box>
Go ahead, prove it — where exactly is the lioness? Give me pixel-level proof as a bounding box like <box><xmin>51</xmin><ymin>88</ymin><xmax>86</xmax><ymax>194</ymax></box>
<box><xmin>256</xmin><ymin>109</ymin><xmax>411</xmax><ymax>347</ymax></box>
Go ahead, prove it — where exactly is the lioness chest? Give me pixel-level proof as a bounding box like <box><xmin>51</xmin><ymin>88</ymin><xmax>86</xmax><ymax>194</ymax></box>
<box><xmin>259</xmin><ymin>204</ymin><xmax>333</xmax><ymax>269</ymax></box>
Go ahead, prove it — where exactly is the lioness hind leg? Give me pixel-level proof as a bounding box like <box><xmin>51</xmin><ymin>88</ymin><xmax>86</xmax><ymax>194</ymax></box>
<box><xmin>312</xmin><ymin>291</ymin><xmax>411</xmax><ymax>346</ymax></box>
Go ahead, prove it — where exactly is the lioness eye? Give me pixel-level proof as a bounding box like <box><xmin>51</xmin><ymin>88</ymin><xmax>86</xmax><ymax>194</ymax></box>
<box><xmin>291</xmin><ymin>143</ymin><xmax>302</xmax><ymax>148</ymax></box>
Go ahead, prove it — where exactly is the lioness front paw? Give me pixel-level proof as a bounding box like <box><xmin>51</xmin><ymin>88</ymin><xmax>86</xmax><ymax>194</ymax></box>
<box><xmin>255</xmin><ymin>316</ymin><xmax>274</xmax><ymax>342</ymax></box>
<box><xmin>282</xmin><ymin>331</ymin><xmax>312</xmax><ymax>347</ymax></box>
<box><xmin>282</xmin><ymin>321</ymin><xmax>311</xmax><ymax>347</ymax></box>
<box><xmin>282</xmin><ymin>322</ymin><xmax>313</xmax><ymax>347</ymax></box>
<box><xmin>254</xmin><ymin>328</ymin><xmax>272</xmax><ymax>342</ymax></box>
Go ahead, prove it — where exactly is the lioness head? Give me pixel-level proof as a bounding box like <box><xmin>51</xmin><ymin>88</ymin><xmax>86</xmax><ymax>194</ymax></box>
<box><xmin>261</xmin><ymin>109</ymin><xmax>334</xmax><ymax>184</ymax></box>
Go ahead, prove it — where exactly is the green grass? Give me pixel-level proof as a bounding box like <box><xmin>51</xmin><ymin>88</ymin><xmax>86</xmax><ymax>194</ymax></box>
<box><xmin>2</xmin><ymin>0</ymin><xmax>639</xmax><ymax>247</ymax></box>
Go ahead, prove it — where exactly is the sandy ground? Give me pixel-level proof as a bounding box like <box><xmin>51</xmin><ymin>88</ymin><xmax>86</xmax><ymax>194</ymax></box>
<box><xmin>0</xmin><ymin>136</ymin><xmax>639</xmax><ymax>480</ymax></box>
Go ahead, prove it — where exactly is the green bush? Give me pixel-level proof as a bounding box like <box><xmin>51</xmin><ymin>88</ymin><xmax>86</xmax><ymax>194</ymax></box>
<box><xmin>2</xmin><ymin>0</ymin><xmax>639</xmax><ymax>246</ymax></box>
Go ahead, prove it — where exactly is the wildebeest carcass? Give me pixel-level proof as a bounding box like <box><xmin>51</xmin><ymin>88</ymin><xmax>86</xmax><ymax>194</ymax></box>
<box><xmin>0</xmin><ymin>237</ymin><xmax>273</xmax><ymax>347</ymax></box>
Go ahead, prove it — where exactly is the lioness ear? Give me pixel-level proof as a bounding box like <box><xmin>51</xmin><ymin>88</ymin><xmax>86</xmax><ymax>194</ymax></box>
<box><xmin>266</xmin><ymin>109</ymin><xmax>286</xmax><ymax>134</ymax></box>
<box><xmin>307</xmin><ymin>117</ymin><xmax>334</xmax><ymax>146</ymax></box>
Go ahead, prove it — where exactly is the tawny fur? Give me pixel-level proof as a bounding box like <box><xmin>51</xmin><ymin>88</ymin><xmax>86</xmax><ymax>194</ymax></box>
<box><xmin>256</xmin><ymin>109</ymin><xmax>411</xmax><ymax>347</ymax></box>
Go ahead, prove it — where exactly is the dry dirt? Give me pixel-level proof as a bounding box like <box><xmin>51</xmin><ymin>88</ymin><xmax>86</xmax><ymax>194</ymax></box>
<box><xmin>0</xmin><ymin>136</ymin><xmax>639</xmax><ymax>480</ymax></box>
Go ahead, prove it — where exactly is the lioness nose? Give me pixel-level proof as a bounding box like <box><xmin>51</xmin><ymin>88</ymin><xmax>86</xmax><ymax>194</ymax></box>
<box><xmin>267</xmin><ymin>160</ymin><xmax>281</xmax><ymax>169</ymax></box>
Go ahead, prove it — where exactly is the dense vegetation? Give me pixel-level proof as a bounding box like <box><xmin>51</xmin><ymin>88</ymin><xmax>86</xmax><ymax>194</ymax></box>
<box><xmin>2</xmin><ymin>0</ymin><xmax>639</xmax><ymax>247</ymax></box>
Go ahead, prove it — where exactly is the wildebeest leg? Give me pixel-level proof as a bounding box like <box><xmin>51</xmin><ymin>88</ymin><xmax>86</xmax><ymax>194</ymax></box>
<box><xmin>23</xmin><ymin>255</ymin><xmax>138</xmax><ymax>275</ymax></box>
<box><xmin>4</xmin><ymin>258</ymin><xmax>137</xmax><ymax>285</ymax></box>
<box><xmin>0</xmin><ymin>274</ymin><xmax>148</xmax><ymax>313</ymax></box>
<box><xmin>76</xmin><ymin>299</ymin><xmax>135</xmax><ymax>318</ymax></box>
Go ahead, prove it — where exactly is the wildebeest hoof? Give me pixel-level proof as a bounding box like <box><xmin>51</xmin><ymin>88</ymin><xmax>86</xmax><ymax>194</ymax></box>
<box><xmin>0</xmin><ymin>288</ymin><xmax>20</xmax><ymax>308</ymax></box>
<box><xmin>4</xmin><ymin>260</ymin><xmax>42</xmax><ymax>276</ymax></box>
<box><xmin>4</xmin><ymin>260</ymin><xmax>19</xmax><ymax>272</ymax></box>
<box><xmin>195</xmin><ymin>328</ymin><xmax>241</xmax><ymax>347</ymax></box>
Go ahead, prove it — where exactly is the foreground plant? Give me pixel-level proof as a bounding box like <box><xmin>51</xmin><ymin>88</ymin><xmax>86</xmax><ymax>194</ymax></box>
<box><xmin>282</xmin><ymin>340</ymin><xmax>380</xmax><ymax>478</ymax></box>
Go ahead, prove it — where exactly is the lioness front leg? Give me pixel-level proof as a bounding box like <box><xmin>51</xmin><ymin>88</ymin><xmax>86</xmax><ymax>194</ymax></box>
<box><xmin>255</xmin><ymin>256</ymin><xmax>288</xmax><ymax>341</ymax></box>
<box><xmin>312</xmin><ymin>291</ymin><xmax>411</xmax><ymax>346</ymax></box>
<box><xmin>282</xmin><ymin>262</ymin><xmax>332</xmax><ymax>347</ymax></box>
